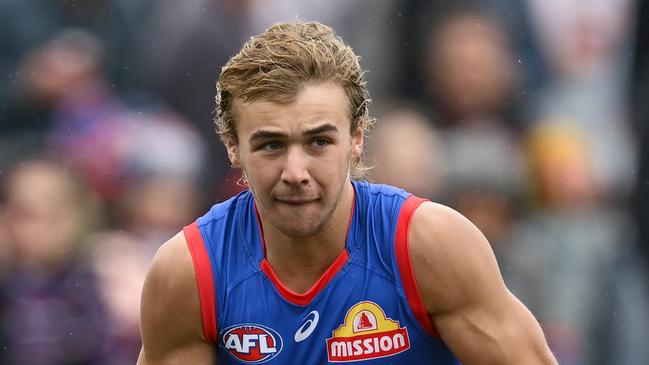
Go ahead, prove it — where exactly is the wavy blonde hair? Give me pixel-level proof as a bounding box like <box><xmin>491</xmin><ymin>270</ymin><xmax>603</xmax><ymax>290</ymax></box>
<box><xmin>215</xmin><ymin>21</ymin><xmax>374</xmax><ymax>179</ymax></box>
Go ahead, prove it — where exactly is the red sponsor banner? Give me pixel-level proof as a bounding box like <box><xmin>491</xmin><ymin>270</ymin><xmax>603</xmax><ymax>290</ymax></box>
<box><xmin>326</xmin><ymin>328</ymin><xmax>410</xmax><ymax>362</ymax></box>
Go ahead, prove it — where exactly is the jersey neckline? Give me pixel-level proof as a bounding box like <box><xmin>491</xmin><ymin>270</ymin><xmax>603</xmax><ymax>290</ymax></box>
<box><xmin>254</xmin><ymin>183</ymin><xmax>356</xmax><ymax>306</ymax></box>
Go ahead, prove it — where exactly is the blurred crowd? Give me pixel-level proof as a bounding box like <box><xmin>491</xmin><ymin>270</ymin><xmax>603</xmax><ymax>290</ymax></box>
<box><xmin>1</xmin><ymin>0</ymin><xmax>648</xmax><ymax>364</ymax></box>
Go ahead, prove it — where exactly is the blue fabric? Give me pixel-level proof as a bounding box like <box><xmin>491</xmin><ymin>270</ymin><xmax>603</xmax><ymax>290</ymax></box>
<box><xmin>195</xmin><ymin>181</ymin><xmax>459</xmax><ymax>364</ymax></box>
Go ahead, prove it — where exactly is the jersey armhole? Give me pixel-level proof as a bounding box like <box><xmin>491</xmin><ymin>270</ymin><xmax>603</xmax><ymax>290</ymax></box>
<box><xmin>394</xmin><ymin>196</ymin><xmax>440</xmax><ymax>338</ymax></box>
<box><xmin>183</xmin><ymin>222</ymin><xmax>218</xmax><ymax>343</ymax></box>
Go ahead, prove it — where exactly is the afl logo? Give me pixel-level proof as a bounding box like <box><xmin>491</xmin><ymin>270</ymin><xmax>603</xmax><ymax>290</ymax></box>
<box><xmin>220</xmin><ymin>323</ymin><xmax>283</xmax><ymax>363</ymax></box>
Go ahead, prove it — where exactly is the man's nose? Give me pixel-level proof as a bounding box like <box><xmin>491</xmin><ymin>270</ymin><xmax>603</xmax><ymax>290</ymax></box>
<box><xmin>281</xmin><ymin>146</ymin><xmax>310</xmax><ymax>186</ymax></box>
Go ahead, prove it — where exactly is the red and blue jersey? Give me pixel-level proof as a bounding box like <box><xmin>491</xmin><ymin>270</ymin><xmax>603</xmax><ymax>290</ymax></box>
<box><xmin>185</xmin><ymin>181</ymin><xmax>460</xmax><ymax>364</ymax></box>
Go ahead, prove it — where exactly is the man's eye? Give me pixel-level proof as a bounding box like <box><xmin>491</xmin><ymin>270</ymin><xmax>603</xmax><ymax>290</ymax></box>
<box><xmin>262</xmin><ymin>142</ymin><xmax>283</xmax><ymax>151</ymax></box>
<box><xmin>311</xmin><ymin>138</ymin><xmax>330</xmax><ymax>148</ymax></box>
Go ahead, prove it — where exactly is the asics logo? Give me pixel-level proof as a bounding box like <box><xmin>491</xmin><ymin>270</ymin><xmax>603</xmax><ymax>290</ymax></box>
<box><xmin>294</xmin><ymin>310</ymin><xmax>319</xmax><ymax>342</ymax></box>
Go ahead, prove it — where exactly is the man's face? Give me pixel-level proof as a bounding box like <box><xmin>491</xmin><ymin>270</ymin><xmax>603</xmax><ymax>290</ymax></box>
<box><xmin>227</xmin><ymin>82</ymin><xmax>363</xmax><ymax>238</ymax></box>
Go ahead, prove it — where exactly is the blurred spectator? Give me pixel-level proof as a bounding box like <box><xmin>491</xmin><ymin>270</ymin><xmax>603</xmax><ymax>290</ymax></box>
<box><xmin>524</xmin><ymin>0</ymin><xmax>636</xmax><ymax>198</ymax></box>
<box><xmin>0</xmin><ymin>0</ymin><xmax>148</xmax><ymax>131</ymax></box>
<box><xmin>136</xmin><ymin>0</ymin><xmax>250</xmax><ymax>130</ymax></box>
<box><xmin>117</xmin><ymin>176</ymin><xmax>202</xmax><ymax>245</ymax></box>
<box><xmin>246</xmin><ymin>0</ymin><xmax>401</xmax><ymax>105</ymax></box>
<box><xmin>50</xmin><ymin>106</ymin><xmax>207</xmax><ymax>206</ymax></box>
<box><xmin>397</xmin><ymin>0</ymin><xmax>544</xmax><ymax>102</ymax></box>
<box><xmin>442</xmin><ymin>119</ymin><xmax>526</xmax><ymax>249</ymax></box>
<box><xmin>398</xmin><ymin>2</ymin><xmax>530</xmax><ymax>250</ymax></box>
<box><xmin>502</xmin><ymin>121</ymin><xmax>630</xmax><ymax>365</ymax></box>
<box><xmin>366</xmin><ymin>105</ymin><xmax>445</xmax><ymax>199</ymax></box>
<box><xmin>85</xmin><ymin>175</ymin><xmax>203</xmax><ymax>363</ymax></box>
<box><xmin>525</xmin><ymin>121</ymin><xmax>600</xmax><ymax>212</ymax></box>
<box><xmin>7</xmin><ymin>29</ymin><xmax>207</xmax><ymax>206</ymax></box>
<box><xmin>398</xmin><ymin>0</ymin><xmax>536</xmax><ymax>133</ymax></box>
<box><xmin>89</xmin><ymin>232</ymin><xmax>150</xmax><ymax>364</ymax></box>
<box><xmin>421</xmin><ymin>5</ymin><xmax>521</xmax><ymax>128</ymax></box>
<box><xmin>135</xmin><ymin>0</ymin><xmax>251</xmax><ymax>198</ymax></box>
<box><xmin>519</xmin><ymin>3</ymin><xmax>643</xmax><ymax>362</ymax></box>
<box><xmin>526</xmin><ymin>0</ymin><xmax>631</xmax><ymax>79</ymax></box>
<box><xmin>0</xmin><ymin>159</ymin><xmax>108</xmax><ymax>365</ymax></box>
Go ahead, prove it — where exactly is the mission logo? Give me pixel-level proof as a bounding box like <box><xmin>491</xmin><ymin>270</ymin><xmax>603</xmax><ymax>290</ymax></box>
<box><xmin>326</xmin><ymin>301</ymin><xmax>410</xmax><ymax>362</ymax></box>
<box><xmin>220</xmin><ymin>323</ymin><xmax>283</xmax><ymax>363</ymax></box>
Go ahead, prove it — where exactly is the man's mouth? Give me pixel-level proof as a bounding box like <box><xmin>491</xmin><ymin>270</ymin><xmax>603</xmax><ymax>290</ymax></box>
<box><xmin>275</xmin><ymin>198</ymin><xmax>317</xmax><ymax>206</ymax></box>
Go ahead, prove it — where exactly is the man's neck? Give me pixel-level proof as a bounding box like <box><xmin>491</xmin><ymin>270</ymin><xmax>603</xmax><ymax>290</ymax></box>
<box><xmin>261</xmin><ymin>182</ymin><xmax>354</xmax><ymax>293</ymax></box>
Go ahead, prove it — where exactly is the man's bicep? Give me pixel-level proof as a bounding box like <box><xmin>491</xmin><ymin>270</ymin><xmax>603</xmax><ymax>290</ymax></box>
<box><xmin>409</xmin><ymin>202</ymin><xmax>556</xmax><ymax>364</ymax></box>
<box><xmin>433</xmin><ymin>287</ymin><xmax>556</xmax><ymax>364</ymax></box>
<box><xmin>139</xmin><ymin>233</ymin><xmax>216</xmax><ymax>364</ymax></box>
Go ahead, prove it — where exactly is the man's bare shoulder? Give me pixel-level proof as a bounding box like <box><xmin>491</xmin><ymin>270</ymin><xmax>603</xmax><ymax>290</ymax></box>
<box><xmin>138</xmin><ymin>232</ymin><xmax>215</xmax><ymax>364</ymax></box>
<box><xmin>407</xmin><ymin>202</ymin><xmax>557</xmax><ymax>364</ymax></box>
<box><xmin>144</xmin><ymin>232</ymin><xmax>198</xmax><ymax>314</ymax></box>
<box><xmin>408</xmin><ymin>201</ymin><xmax>505</xmax><ymax>314</ymax></box>
<box><xmin>148</xmin><ymin>232</ymin><xmax>195</xmax><ymax>285</ymax></box>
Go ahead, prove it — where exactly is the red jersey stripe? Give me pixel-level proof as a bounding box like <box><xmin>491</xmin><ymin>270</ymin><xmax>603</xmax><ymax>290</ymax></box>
<box><xmin>395</xmin><ymin>196</ymin><xmax>440</xmax><ymax>338</ymax></box>
<box><xmin>183</xmin><ymin>222</ymin><xmax>218</xmax><ymax>343</ymax></box>
<box><xmin>260</xmin><ymin>249</ymin><xmax>349</xmax><ymax>306</ymax></box>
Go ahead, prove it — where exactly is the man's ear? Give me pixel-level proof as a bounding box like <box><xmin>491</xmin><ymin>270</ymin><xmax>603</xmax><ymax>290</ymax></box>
<box><xmin>351</xmin><ymin>121</ymin><xmax>364</xmax><ymax>160</ymax></box>
<box><xmin>226</xmin><ymin>139</ymin><xmax>241</xmax><ymax>168</ymax></box>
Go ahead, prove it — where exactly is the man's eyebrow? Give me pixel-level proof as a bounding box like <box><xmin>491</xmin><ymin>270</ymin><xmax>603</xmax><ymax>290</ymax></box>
<box><xmin>248</xmin><ymin>123</ymin><xmax>339</xmax><ymax>143</ymax></box>
<box><xmin>303</xmin><ymin>123</ymin><xmax>338</xmax><ymax>135</ymax></box>
<box><xmin>249</xmin><ymin>130</ymin><xmax>287</xmax><ymax>143</ymax></box>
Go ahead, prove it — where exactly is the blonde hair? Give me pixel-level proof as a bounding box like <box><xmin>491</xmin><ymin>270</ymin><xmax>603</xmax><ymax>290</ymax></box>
<box><xmin>215</xmin><ymin>21</ymin><xmax>374</xmax><ymax>179</ymax></box>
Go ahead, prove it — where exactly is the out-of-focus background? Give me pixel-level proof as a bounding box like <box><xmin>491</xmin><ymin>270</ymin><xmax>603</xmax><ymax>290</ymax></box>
<box><xmin>1</xmin><ymin>0</ymin><xmax>648</xmax><ymax>363</ymax></box>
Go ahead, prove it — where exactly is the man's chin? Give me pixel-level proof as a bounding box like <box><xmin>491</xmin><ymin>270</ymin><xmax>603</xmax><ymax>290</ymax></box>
<box><xmin>271</xmin><ymin>211</ymin><xmax>326</xmax><ymax>238</ymax></box>
<box><xmin>265</xmin><ymin>198</ymin><xmax>338</xmax><ymax>238</ymax></box>
<box><xmin>275</xmin><ymin>222</ymin><xmax>322</xmax><ymax>239</ymax></box>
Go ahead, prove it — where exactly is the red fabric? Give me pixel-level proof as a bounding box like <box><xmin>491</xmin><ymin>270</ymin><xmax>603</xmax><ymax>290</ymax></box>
<box><xmin>183</xmin><ymin>222</ymin><xmax>218</xmax><ymax>343</ymax></box>
<box><xmin>395</xmin><ymin>196</ymin><xmax>439</xmax><ymax>337</ymax></box>
<box><xmin>255</xmin><ymin>189</ymin><xmax>355</xmax><ymax>307</ymax></box>
<box><xmin>260</xmin><ymin>249</ymin><xmax>349</xmax><ymax>306</ymax></box>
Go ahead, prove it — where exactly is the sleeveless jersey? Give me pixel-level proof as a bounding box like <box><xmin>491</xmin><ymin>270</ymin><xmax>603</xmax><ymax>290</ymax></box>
<box><xmin>184</xmin><ymin>181</ymin><xmax>460</xmax><ymax>364</ymax></box>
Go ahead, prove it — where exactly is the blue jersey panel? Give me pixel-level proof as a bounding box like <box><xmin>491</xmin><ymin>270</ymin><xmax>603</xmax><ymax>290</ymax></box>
<box><xmin>193</xmin><ymin>181</ymin><xmax>460</xmax><ymax>364</ymax></box>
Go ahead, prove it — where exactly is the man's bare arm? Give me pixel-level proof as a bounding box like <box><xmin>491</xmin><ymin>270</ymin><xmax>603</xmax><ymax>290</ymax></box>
<box><xmin>138</xmin><ymin>232</ymin><xmax>216</xmax><ymax>364</ymax></box>
<box><xmin>409</xmin><ymin>202</ymin><xmax>557</xmax><ymax>364</ymax></box>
